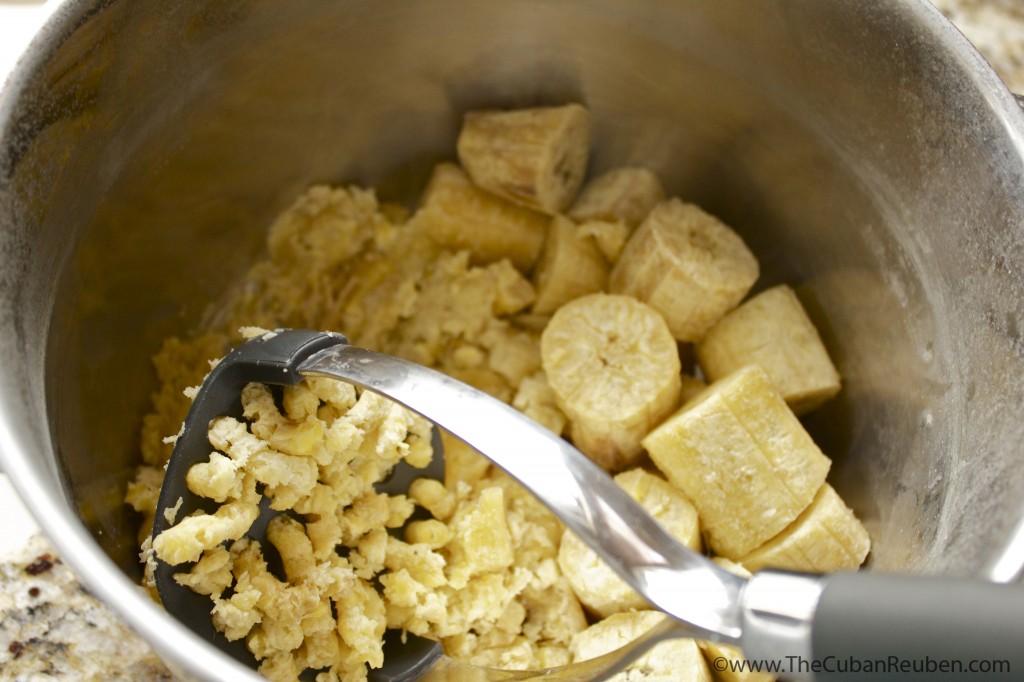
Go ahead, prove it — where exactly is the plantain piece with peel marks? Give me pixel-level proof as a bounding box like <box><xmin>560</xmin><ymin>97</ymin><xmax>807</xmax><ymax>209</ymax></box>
<box><xmin>696</xmin><ymin>284</ymin><xmax>841</xmax><ymax>416</ymax></box>
<box><xmin>572</xmin><ymin>611</ymin><xmax>713</xmax><ymax>681</ymax></box>
<box><xmin>642</xmin><ymin>364</ymin><xmax>830</xmax><ymax>559</ymax></box>
<box><xmin>558</xmin><ymin>468</ymin><xmax>701</xmax><ymax>618</ymax></box>
<box><xmin>677</xmin><ymin>373</ymin><xmax>708</xmax><ymax>406</ymax></box>
<box><xmin>531</xmin><ymin>215</ymin><xmax>609</xmax><ymax>315</ymax></box>
<box><xmin>575</xmin><ymin>219</ymin><xmax>632</xmax><ymax>265</ymax></box>
<box><xmin>541</xmin><ymin>293</ymin><xmax>681</xmax><ymax>471</ymax></box>
<box><xmin>609</xmin><ymin>199</ymin><xmax>759</xmax><ymax>342</ymax></box>
<box><xmin>568</xmin><ymin>166</ymin><xmax>665</xmax><ymax>227</ymax></box>
<box><xmin>457</xmin><ymin>103</ymin><xmax>591</xmax><ymax>215</ymax></box>
<box><xmin>738</xmin><ymin>483</ymin><xmax>870</xmax><ymax>573</ymax></box>
<box><xmin>413</xmin><ymin>162</ymin><xmax>548</xmax><ymax>271</ymax></box>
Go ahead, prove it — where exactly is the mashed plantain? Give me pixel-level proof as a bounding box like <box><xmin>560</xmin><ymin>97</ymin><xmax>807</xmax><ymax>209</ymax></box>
<box><xmin>130</xmin><ymin>104</ymin><xmax>866</xmax><ymax>682</ymax></box>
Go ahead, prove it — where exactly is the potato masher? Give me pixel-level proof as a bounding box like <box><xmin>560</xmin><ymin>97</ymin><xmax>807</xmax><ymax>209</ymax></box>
<box><xmin>152</xmin><ymin>329</ymin><xmax>1024</xmax><ymax>681</ymax></box>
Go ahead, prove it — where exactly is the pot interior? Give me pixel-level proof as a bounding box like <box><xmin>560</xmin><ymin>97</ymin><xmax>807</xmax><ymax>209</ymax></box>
<box><xmin>4</xmin><ymin>0</ymin><xmax>1023</xmax><ymax>588</ymax></box>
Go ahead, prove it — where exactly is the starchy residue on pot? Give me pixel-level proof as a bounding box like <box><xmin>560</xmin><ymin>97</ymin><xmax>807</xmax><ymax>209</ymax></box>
<box><xmin>131</xmin><ymin>103</ymin><xmax>869</xmax><ymax>682</ymax></box>
<box><xmin>0</xmin><ymin>534</ymin><xmax>177</xmax><ymax>681</ymax></box>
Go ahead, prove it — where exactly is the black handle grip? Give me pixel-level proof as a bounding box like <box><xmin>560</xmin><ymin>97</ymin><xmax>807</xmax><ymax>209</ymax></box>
<box><xmin>812</xmin><ymin>571</ymin><xmax>1024</xmax><ymax>681</ymax></box>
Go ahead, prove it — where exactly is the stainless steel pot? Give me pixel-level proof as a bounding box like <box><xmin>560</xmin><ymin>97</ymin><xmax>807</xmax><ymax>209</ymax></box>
<box><xmin>2</xmin><ymin>1</ymin><xmax>1023</xmax><ymax>680</ymax></box>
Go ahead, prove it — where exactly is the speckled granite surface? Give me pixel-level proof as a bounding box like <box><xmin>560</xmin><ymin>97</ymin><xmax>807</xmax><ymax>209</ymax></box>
<box><xmin>0</xmin><ymin>536</ymin><xmax>176</xmax><ymax>680</ymax></box>
<box><xmin>0</xmin><ymin>2</ymin><xmax>1022</xmax><ymax>680</ymax></box>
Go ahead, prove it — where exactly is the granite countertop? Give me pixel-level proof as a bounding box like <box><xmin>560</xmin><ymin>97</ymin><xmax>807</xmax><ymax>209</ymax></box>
<box><xmin>933</xmin><ymin>0</ymin><xmax>1024</xmax><ymax>91</ymax></box>
<box><xmin>0</xmin><ymin>536</ymin><xmax>175</xmax><ymax>681</ymax></box>
<box><xmin>1</xmin><ymin>1</ymin><xmax>1023</xmax><ymax>680</ymax></box>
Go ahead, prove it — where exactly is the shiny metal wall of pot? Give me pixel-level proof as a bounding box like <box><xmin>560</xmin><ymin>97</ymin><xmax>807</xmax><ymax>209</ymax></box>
<box><xmin>1</xmin><ymin>1</ymin><xmax>1023</xmax><ymax>680</ymax></box>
